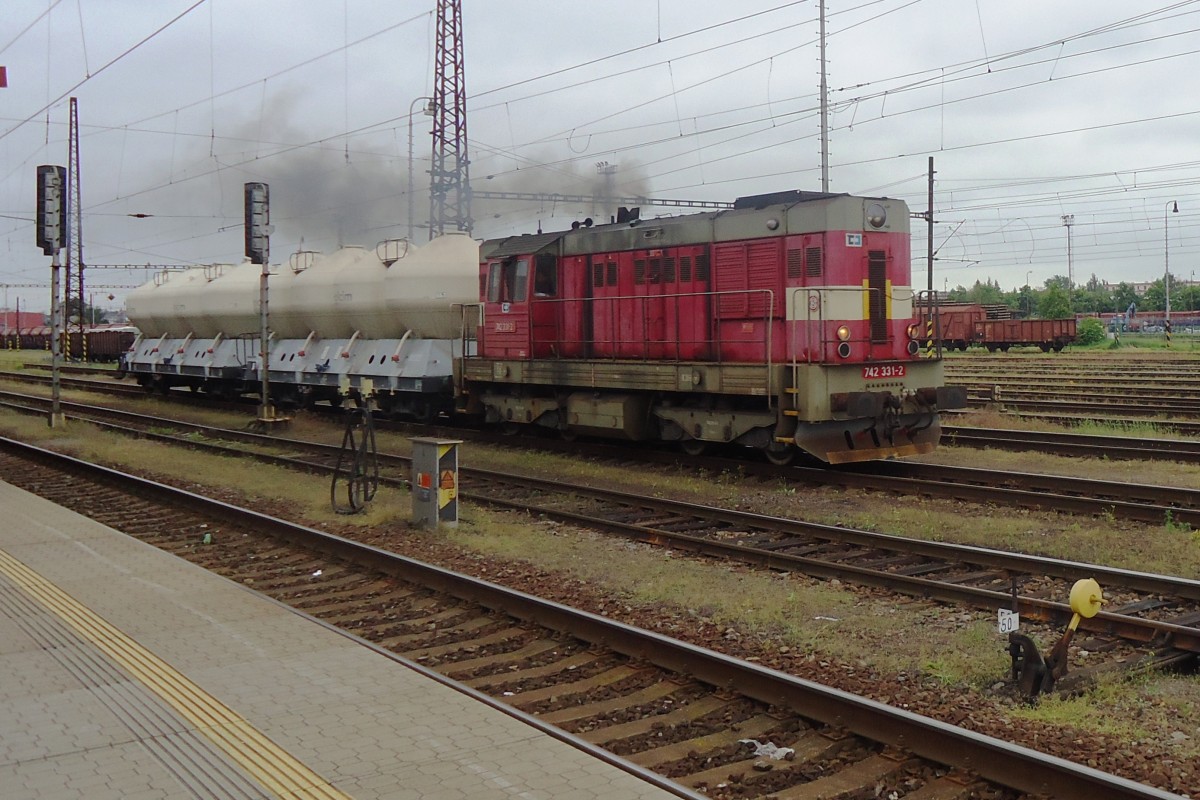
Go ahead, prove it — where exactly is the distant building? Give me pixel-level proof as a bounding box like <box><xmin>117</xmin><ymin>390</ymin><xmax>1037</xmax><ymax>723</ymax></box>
<box><xmin>1096</xmin><ymin>279</ymin><xmax>1195</xmax><ymax>294</ymax></box>
<box><xmin>0</xmin><ymin>310</ymin><xmax>46</xmax><ymax>331</ymax></box>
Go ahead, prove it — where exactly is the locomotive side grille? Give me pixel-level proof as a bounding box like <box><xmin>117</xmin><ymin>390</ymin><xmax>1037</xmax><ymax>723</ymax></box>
<box><xmin>746</xmin><ymin>241</ymin><xmax>779</xmax><ymax>316</ymax></box>
<box><xmin>805</xmin><ymin>246</ymin><xmax>823</xmax><ymax>277</ymax></box>
<box><xmin>663</xmin><ymin>257</ymin><xmax>676</xmax><ymax>283</ymax></box>
<box><xmin>714</xmin><ymin>245</ymin><xmax>747</xmax><ymax>316</ymax></box>
<box><xmin>606</xmin><ymin>260</ymin><xmax>618</xmax><ymax>285</ymax></box>
<box><xmin>868</xmin><ymin>249</ymin><xmax>888</xmax><ymax>342</ymax></box>
<box><xmin>680</xmin><ymin>256</ymin><xmax>692</xmax><ymax>282</ymax></box>
<box><xmin>786</xmin><ymin>248</ymin><xmax>804</xmax><ymax>279</ymax></box>
<box><xmin>695</xmin><ymin>253</ymin><xmax>710</xmax><ymax>282</ymax></box>
<box><xmin>649</xmin><ymin>257</ymin><xmax>662</xmax><ymax>283</ymax></box>
<box><xmin>634</xmin><ymin>259</ymin><xmax>646</xmax><ymax>285</ymax></box>
<box><xmin>592</xmin><ymin>263</ymin><xmax>604</xmax><ymax>288</ymax></box>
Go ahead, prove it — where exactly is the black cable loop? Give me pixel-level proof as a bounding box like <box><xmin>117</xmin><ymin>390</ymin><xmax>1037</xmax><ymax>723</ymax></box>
<box><xmin>330</xmin><ymin>396</ymin><xmax>379</xmax><ymax>515</ymax></box>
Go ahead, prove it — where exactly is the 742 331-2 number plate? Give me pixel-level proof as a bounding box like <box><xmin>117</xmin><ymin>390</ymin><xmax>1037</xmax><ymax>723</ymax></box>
<box><xmin>862</xmin><ymin>364</ymin><xmax>906</xmax><ymax>379</ymax></box>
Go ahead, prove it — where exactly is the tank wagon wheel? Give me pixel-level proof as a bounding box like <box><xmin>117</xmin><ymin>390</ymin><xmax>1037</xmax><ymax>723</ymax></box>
<box><xmin>558</xmin><ymin>427</ymin><xmax>579</xmax><ymax>442</ymax></box>
<box><xmin>273</xmin><ymin>392</ymin><xmax>301</xmax><ymax>410</ymax></box>
<box><xmin>763</xmin><ymin>442</ymin><xmax>797</xmax><ymax>466</ymax></box>
<box><xmin>679</xmin><ymin>438</ymin><xmax>708</xmax><ymax>457</ymax></box>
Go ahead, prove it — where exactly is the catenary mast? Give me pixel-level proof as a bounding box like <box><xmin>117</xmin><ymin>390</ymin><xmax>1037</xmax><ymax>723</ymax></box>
<box><xmin>428</xmin><ymin>0</ymin><xmax>472</xmax><ymax>239</ymax></box>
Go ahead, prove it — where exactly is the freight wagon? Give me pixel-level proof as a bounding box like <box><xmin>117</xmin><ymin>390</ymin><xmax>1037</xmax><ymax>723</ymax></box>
<box><xmin>922</xmin><ymin>304</ymin><xmax>1076</xmax><ymax>352</ymax></box>
<box><xmin>975</xmin><ymin>318</ymin><xmax>1076</xmax><ymax>352</ymax></box>
<box><xmin>2</xmin><ymin>325</ymin><xmax>139</xmax><ymax>362</ymax></box>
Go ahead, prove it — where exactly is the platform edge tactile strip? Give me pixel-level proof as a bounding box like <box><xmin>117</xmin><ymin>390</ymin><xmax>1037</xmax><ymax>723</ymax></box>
<box><xmin>0</xmin><ymin>575</ymin><xmax>270</xmax><ymax>799</ymax></box>
<box><xmin>0</xmin><ymin>547</ymin><xmax>351</xmax><ymax>800</ymax></box>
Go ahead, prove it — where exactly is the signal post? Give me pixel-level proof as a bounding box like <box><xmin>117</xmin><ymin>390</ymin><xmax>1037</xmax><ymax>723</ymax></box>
<box><xmin>36</xmin><ymin>165</ymin><xmax>67</xmax><ymax>427</ymax></box>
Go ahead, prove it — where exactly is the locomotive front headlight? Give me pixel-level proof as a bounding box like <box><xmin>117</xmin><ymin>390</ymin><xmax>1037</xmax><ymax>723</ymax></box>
<box><xmin>837</xmin><ymin>342</ymin><xmax>852</xmax><ymax>358</ymax></box>
<box><xmin>836</xmin><ymin>325</ymin><xmax>851</xmax><ymax>342</ymax></box>
<box><xmin>866</xmin><ymin>202</ymin><xmax>887</xmax><ymax>228</ymax></box>
<box><xmin>906</xmin><ymin>323</ymin><xmax>920</xmax><ymax>339</ymax></box>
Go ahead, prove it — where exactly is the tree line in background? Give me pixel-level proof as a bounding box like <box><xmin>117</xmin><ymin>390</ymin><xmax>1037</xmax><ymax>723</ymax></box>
<box><xmin>942</xmin><ymin>273</ymin><xmax>1200</xmax><ymax>319</ymax></box>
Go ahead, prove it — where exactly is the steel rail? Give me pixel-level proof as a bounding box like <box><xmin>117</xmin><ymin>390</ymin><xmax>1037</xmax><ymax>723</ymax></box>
<box><xmin>942</xmin><ymin>425</ymin><xmax>1200</xmax><ymax>461</ymax></box>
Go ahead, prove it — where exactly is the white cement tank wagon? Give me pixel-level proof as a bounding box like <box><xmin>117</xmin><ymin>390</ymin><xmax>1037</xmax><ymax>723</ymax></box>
<box><xmin>126</xmin><ymin>233</ymin><xmax>479</xmax><ymax>340</ymax></box>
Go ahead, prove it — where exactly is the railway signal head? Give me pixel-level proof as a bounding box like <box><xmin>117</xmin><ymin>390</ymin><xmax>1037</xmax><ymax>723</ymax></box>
<box><xmin>36</xmin><ymin>165</ymin><xmax>66</xmax><ymax>256</ymax></box>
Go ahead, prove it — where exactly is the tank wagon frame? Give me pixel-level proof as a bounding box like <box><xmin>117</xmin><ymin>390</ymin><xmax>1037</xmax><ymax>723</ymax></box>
<box><xmin>123</xmin><ymin>234</ymin><xmax>478</xmax><ymax>418</ymax></box>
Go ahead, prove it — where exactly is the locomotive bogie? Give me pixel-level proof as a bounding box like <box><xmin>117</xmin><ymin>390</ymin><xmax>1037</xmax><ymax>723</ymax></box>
<box><xmin>465</xmin><ymin>356</ymin><xmax>948</xmax><ymax>462</ymax></box>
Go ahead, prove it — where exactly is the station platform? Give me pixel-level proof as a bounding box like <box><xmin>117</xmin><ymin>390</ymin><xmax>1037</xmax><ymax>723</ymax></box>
<box><xmin>0</xmin><ymin>479</ymin><xmax>689</xmax><ymax>800</ymax></box>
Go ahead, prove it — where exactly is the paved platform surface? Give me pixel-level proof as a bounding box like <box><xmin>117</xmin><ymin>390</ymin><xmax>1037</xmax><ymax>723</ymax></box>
<box><xmin>0</xmin><ymin>479</ymin><xmax>687</xmax><ymax>800</ymax></box>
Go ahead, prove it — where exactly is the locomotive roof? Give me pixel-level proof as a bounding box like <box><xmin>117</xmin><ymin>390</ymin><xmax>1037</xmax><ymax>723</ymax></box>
<box><xmin>731</xmin><ymin>189</ymin><xmax>846</xmax><ymax>208</ymax></box>
<box><xmin>478</xmin><ymin>190</ymin><xmax>905</xmax><ymax>260</ymax></box>
<box><xmin>480</xmin><ymin>231</ymin><xmax>569</xmax><ymax>260</ymax></box>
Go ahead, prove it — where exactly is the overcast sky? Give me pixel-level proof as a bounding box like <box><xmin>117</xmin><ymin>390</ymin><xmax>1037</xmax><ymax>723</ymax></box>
<box><xmin>2</xmin><ymin>0</ymin><xmax>1198</xmax><ymax>314</ymax></box>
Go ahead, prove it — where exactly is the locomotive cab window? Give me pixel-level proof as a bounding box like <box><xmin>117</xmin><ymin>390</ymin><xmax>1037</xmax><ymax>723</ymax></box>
<box><xmin>533</xmin><ymin>254</ymin><xmax>557</xmax><ymax>297</ymax></box>
<box><xmin>487</xmin><ymin>257</ymin><xmax>530</xmax><ymax>303</ymax></box>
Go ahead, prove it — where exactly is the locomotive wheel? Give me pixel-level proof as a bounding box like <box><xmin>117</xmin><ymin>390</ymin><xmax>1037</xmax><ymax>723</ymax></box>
<box><xmin>680</xmin><ymin>438</ymin><xmax>708</xmax><ymax>456</ymax></box>
<box><xmin>763</xmin><ymin>442</ymin><xmax>796</xmax><ymax>466</ymax></box>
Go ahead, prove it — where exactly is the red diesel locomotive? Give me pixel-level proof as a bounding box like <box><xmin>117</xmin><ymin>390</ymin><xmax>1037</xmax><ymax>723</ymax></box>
<box><xmin>462</xmin><ymin>190</ymin><xmax>965</xmax><ymax>464</ymax></box>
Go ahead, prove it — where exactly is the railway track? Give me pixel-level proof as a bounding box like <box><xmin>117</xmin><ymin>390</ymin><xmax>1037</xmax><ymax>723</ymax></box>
<box><xmin>3</xmin><ymin>391</ymin><xmax>1200</xmax><ymax>674</ymax></box>
<box><xmin>941</xmin><ymin>424</ymin><xmax>1200</xmax><ymax>461</ymax></box>
<box><xmin>5</xmin><ymin>385</ymin><xmax>1200</xmax><ymax>527</ymax></box>
<box><xmin>0</xmin><ymin>436</ymin><xmax>1184</xmax><ymax>800</ymax></box>
<box><xmin>10</xmin><ymin>364</ymin><xmax>1200</xmax><ymax>458</ymax></box>
<box><xmin>945</xmin><ymin>355</ymin><xmax>1200</xmax><ymax>422</ymax></box>
<box><xmin>969</xmin><ymin>393</ymin><xmax>1200</xmax><ymax>415</ymax></box>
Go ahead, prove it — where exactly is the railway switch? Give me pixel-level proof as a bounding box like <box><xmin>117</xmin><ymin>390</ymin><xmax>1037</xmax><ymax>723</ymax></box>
<box><xmin>1008</xmin><ymin>578</ymin><xmax>1104</xmax><ymax>700</ymax></box>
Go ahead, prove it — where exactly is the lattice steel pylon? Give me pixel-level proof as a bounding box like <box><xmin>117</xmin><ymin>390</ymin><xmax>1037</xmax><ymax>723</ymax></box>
<box><xmin>428</xmin><ymin>0</ymin><xmax>471</xmax><ymax>239</ymax></box>
<box><xmin>64</xmin><ymin>97</ymin><xmax>85</xmax><ymax>358</ymax></box>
